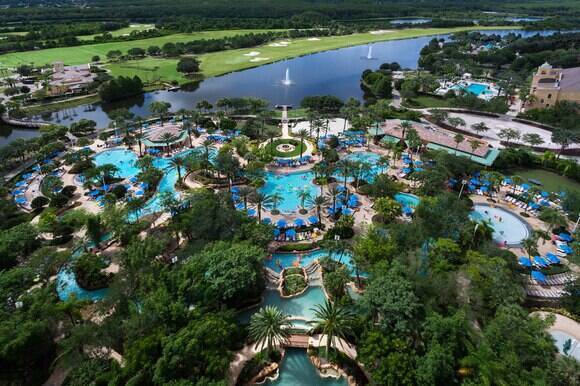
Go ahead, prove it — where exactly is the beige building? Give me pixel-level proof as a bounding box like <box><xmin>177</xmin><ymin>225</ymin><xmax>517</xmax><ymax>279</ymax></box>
<box><xmin>48</xmin><ymin>61</ymin><xmax>96</xmax><ymax>96</ymax></box>
<box><xmin>526</xmin><ymin>63</ymin><xmax>580</xmax><ymax>110</ymax></box>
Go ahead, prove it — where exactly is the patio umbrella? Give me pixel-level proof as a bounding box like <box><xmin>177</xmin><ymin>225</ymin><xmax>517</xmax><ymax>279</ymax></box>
<box><xmin>342</xmin><ymin>208</ymin><xmax>353</xmax><ymax>216</ymax></box>
<box><xmin>140</xmin><ymin>182</ymin><xmax>149</xmax><ymax>190</ymax></box>
<box><xmin>135</xmin><ymin>190</ymin><xmax>145</xmax><ymax>196</ymax></box>
<box><xmin>402</xmin><ymin>168</ymin><xmax>412</xmax><ymax>174</ymax></box>
<box><xmin>102</xmin><ymin>184</ymin><xmax>110</xmax><ymax>191</ymax></box>
<box><xmin>88</xmin><ymin>190</ymin><xmax>100</xmax><ymax>197</ymax></box>
<box><xmin>33</xmin><ymin>164</ymin><xmax>41</xmax><ymax>171</ymax></box>
<box><xmin>308</xmin><ymin>216</ymin><xmax>319</xmax><ymax>225</ymax></box>
<box><xmin>15</xmin><ymin>197</ymin><xmax>27</xmax><ymax>204</ymax></box>
<box><xmin>129</xmin><ymin>177</ymin><xmax>138</xmax><ymax>183</ymax></box>
<box><xmin>235</xmin><ymin>202</ymin><xmax>245</xmax><ymax>210</ymax></box>
<box><xmin>531</xmin><ymin>270</ymin><xmax>547</xmax><ymax>284</ymax></box>
<box><xmin>541</xmin><ymin>191</ymin><xmax>550</xmax><ymax>198</ymax></box>
<box><xmin>559</xmin><ymin>245</ymin><xmax>573</xmax><ymax>254</ymax></box>
<box><xmin>518</xmin><ymin>256</ymin><xmax>532</xmax><ymax>267</ymax></box>
<box><xmin>294</xmin><ymin>218</ymin><xmax>305</xmax><ymax>227</ymax></box>
<box><xmin>534</xmin><ymin>256</ymin><xmax>549</xmax><ymax>267</ymax></box>
<box><xmin>559</xmin><ymin>233</ymin><xmax>573</xmax><ymax>242</ymax></box>
<box><xmin>286</xmin><ymin>229</ymin><xmax>297</xmax><ymax>240</ymax></box>
<box><xmin>273</xmin><ymin>228</ymin><xmax>280</xmax><ymax>237</ymax></box>
<box><xmin>21</xmin><ymin>173</ymin><xmax>32</xmax><ymax>179</ymax></box>
<box><xmin>521</xmin><ymin>183</ymin><xmax>530</xmax><ymax>190</ymax></box>
<box><xmin>503</xmin><ymin>177</ymin><xmax>512</xmax><ymax>184</ymax></box>
<box><xmin>12</xmin><ymin>189</ymin><xmax>24</xmax><ymax>195</ymax></box>
<box><xmin>414</xmin><ymin>167</ymin><xmax>424</xmax><ymax>172</ymax></box>
<box><xmin>262</xmin><ymin>218</ymin><xmax>272</xmax><ymax>224</ymax></box>
<box><xmin>231</xmin><ymin>186</ymin><xmax>240</xmax><ymax>193</ymax></box>
<box><xmin>15</xmin><ymin>181</ymin><xmax>27</xmax><ymax>187</ymax></box>
<box><xmin>247</xmin><ymin>208</ymin><xmax>256</xmax><ymax>217</ymax></box>
<box><xmin>276</xmin><ymin>219</ymin><xmax>287</xmax><ymax>228</ymax></box>
<box><xmin>545</xmin><ymin>253</ymin><xmax>561</xmax><ymax>264</ymax></box>
<box><xmin>480</xmin><ymin>186</ymin><xmax>488</xmax><ymax>193</ymax></box>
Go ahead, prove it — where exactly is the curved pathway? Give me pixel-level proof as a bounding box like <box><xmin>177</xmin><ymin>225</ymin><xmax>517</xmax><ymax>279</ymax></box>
<box><xmin>532</xmin><ymin>311</ymin><xmax>580</xmax><ymax>341</ymax></box>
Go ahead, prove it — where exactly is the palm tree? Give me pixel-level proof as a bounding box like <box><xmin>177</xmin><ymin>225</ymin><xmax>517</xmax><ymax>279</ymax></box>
<box><xmin>337</xmin><ymin>160</ymin><xmax>351</xmax><ymax>193</ymax></box>
<box><xmin>170</xmin><ymin>157</ymin><xmax>185</xmax><ymax>183</ymax></box>
<box><xmin>297</xmin><ymin>189</ymin><xmax>312</xmax><ymax>214</ymax></box>
<box><xmin>182</xmin><ymin>120</ymin><xmax>194</xmax><ymax>148</ymax></box>
<box><xmin>149</xmin><ymin>101</ymin><xmax>171</xmax><ymax>126</ymax></box>
<box><xmin>250</xmin><ymin>191</ymin><xmax>273</xmax><ymax>222</ymax></box>
<box><xmin>538</xmin><ymin>208</ymin><xmax>567</xmax><ymax>233</ymax></box>
<box><xmin>454</xmin><ymin>133</ymin><xmax>465</xmax><ymax>151</ymax></box>
<box><xmin>326</xmin><ymin>185</ymin><xmax>341</xmax><ymax>214</ymax></box>
<box><xmin>270</xmin><ymin>192</ymin><xmax>283</xmax><ymax>214</ymax></box>
<box><xmin>471</xmin><ymin>122</ymin><xmax>490</xmax><ymax>136</ymax></box>
<box><xmin>308</xmin><ymin>195</ymin><xmax>329</xmax><ymax>225</ymax></box>
<box><xmin>201</xmin><ymin>139</ymin><xmax>215</xmax><ymax>175</ymax></box>
<box><xmin>134</xmin><ymin>132</ymin><xmax>145</xmax><ymax>157</ymax></box>
<box><xmin>159</xmin><ymin>132</ymin><xmax>176</xmax><ymax>155</ymax></box>
<box><xmin>297</xmin><ymin>128</ymin><xmax>308</xmax><ymax>158</ymax></box>
<box><xmin>378</xmin><ymin>155</ymin><xmax>389</xmax><ymax>174</ymax></box>
<box><xmin>399</xmin><ymin>120</ymin><xmax>413</xmax><ymax>140</ymax></box>
<box><xmin>310</xmin><ymin>300</ymin><xmax>354</xmax><ymax>358</ymax></box>
<box><xmin>237</xmin><ymin>186</ymin><xmax>254</xmax><ymax>211</ymax></box>
<box><xmin>468</xmin><ymin>139</ymin><xmax>482</xmax><ymax>159</ymax></box>
<box><xmin>249</xmin><ymin>306</ymin><xmax>293</xmax><ymax>353</ymax></box>
<box><xmin>522</xmin><ymin>232</ymin><xmax>539</xmax><ymax>258</ymax></box>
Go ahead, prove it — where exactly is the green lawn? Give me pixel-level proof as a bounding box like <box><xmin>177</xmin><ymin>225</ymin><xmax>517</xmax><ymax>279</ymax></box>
<box><xmin>77</xmin><ymin>24</ymin><xmax>156</xmax><ymax>41</ymax></box>
<box><xmin>109</xmin><ymin>26</ymin><xmax>518</xmax><ymax>82</ymax></box>
<box><xmin>0</xmin><ymin>29</ymin><xmax>283</xmax><ymax>68</ymax></box>
<box><xmin>402</xmin><ymin>95</ymin><xmax>453</xmax><ymax>108</ymax></box>
<box><xmin>264</xmin><ymin>139</ymin><xmax>306</xmax><ymax>158</ymax></box>
<box><xmin>508</xmin><ymin>168</ymin><xmax>580</xmax><ymax>193</ymax></box>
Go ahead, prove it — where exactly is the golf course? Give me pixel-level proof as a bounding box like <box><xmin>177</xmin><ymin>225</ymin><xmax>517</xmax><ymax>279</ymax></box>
<box><xmin>0</xmin><ymin>26</ymin><xmax>518</xmax><ymax>83</ymax></box>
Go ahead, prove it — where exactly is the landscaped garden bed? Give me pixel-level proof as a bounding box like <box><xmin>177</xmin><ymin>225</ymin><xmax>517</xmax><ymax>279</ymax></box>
<box><xmin>282</xmin><ymin>267</ymin><xmax>308</xmax><ymax>296</ymax></box>
<box><xmin>264</xmin><ymin>138</ymin><xmax>306</xmax><ymax>158</ymax></box>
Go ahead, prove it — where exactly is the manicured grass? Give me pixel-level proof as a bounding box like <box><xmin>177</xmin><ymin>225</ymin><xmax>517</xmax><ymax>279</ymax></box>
<box><xmin>264</xmin><ymin>138</ymin><xmax>306</xmax><ymax>158</ymax></box>
<box><xmin>273</xmin><ymin>108</ymin><xmax>309</xmax><ymax>119</ymax></box>
<box><xmin>0</xmin><ymin>29</ymin><xmax>282</xmax><ymax>68</ymax></box>
<box><xmin>77</xmin><ymin>24</ymin><xmax>156</xmax><ymax>41</ymax></box>
<box><xmin>105</xmin><ymin>26</ymin><xmax>517</xmax><ymax>82</ymax></box>
<box><xmin>507</xmin><ymin>168</ymin><xmax>580</xmax><ymax>193</ymax></box>
<box><xmin>402</xmin><ymin>95</ymin><xmax>453</xmax><ymax>108</ymax></box>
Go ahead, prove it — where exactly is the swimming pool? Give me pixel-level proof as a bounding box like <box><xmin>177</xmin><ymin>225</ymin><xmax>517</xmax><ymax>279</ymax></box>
<box><xmin>239</xmin><ymin>285</ymin><xmax>328</xmax><ymax>326</ymax></box>
<box><xmin>343</xmin><ymin>151</ymin><xmax>383</xmax><ymax>182</ymax></box>
<box><xmin>550</xmin><ymin>330</ymin><xmax>580</xmax><ymax>361</ymax></box>
<box><xmin>470</xmin><ymin>204</ymin><xmax>530</xmax><ymax>246</ymax></box>
<box><xmin>450</xmin><ymin>83</ymin><xmax>495</xmax><ymax>97</ymax></box>
<box><xmin>261</xmin><ymin>170</ymin><xmax>319</xmax><ymax>213</ymax></box>
<box><xmin>394</xmin><ymin>193</ymin><xmax>421</xmax><ymax>207</ymax></box>
<box><xmin>56</xmin><ymin>268</ymin><xmax>109</xmax><ymax>301</ymax></box>
<box><xmin>266</xmin><ymin>249</ymin><xmax>359</xmax><ymax>275</ymax></box>
<box><xmin>266</xmin><ymin>348</ymin><xmax>347</xmax><ymax>386</ymax></box>
<box><xmin>94</xmin><ymin>149</ymin><xmax>140</xmax><ymax>178</ymax></box>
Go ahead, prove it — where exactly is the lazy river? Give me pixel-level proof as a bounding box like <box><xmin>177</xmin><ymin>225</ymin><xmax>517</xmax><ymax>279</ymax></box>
<box><xmin>266</xmin><ymin>348</ymin><xmax>347</xmax><ymax>386</ymax></box>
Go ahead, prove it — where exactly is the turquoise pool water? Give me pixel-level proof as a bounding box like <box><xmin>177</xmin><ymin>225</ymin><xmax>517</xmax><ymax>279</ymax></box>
<box><xmin>342</xmin><ymin>151</ymin><xmax>383</xmax><ymax>182</ymax></box>
<box><xmin>239</xmin><ymin>285</ymin><xmax>327</xmax><ymax>324</ymax></box>
<box><xmin>451</xmin><ymin>83</ymin><xmax>494</xmax><ymax>97</ymax></box>
<box><xmin>394</xmin><ymin>193</ymin><xmax>420</xmax><ymax>207</ymax></box>
<box><xmin>267</xmin><ymin>249</ymin><xmax>357</xmax><ymax>275</ymax></box>
<box><xmin>94</xmin><ymin>149</ymin><xmax>140</xmax><ymax>178</ymax></box>
<box><xmin>261</xmin><ymin>170</ymin><xmax>319</xmax><ymax>213</ymax></box>
<box><xmin>266</xmin><ymin>348</ymin><xmax>347</xmax><ymax>386</ymax></box>
<box><xmin>470</xmin><ymin>205</ymin><xmax>530</xmax><ymax>245</ymax></box>
<box><xmin>550</xmin><ymin>330</ymin><xmax>580</xmax><ymax>361</ymax></box>
<box><xmin>56</xmin><ymin>268</ymin><xmax>109</xmax><ymax>301</ymax></box>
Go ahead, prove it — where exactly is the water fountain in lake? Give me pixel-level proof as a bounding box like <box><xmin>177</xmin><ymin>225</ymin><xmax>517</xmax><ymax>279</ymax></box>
<box><xmin>281</xmin><ymin>68</ymin><xmax>292</xmax><ymax>86</ymax></box>
<box><xmin>366</xmin><ymin>45</ymin><xmax>373</xmax><ymax>59</ymax></box>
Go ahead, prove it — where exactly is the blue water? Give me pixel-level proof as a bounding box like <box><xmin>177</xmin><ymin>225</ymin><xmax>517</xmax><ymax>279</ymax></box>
<box><xmin>394</xmin><ymin>193</ymin><xmax>421</xmax><ymax>207</ymax></box>
<box><xmin>390</xmin><ymin>18</ymin><xmax>432</xmax><ymax>25</ymax></box>
<box><xmin>240</xmin><ymin>285</ymin><xmax>328</xmax><ymax>325</ymax></box>
<box><xmin>266</xmin><ymin>249</ymin><xmax>357</xmax><ymax>274</ymax></box>
<box><xmin>261</xmin><ymin>170</ymin><xmax>319</xmax><ymax>213</ymax></box>
<box><xmin>266</xmin><ymin>348</ymin><xmax>347</xmax><ymax>386</ymax></box>
<box><xmin>550</xmin><ymin>330</ymin><xmax>580</xmax><ymax>361</ymax></box>
<box><xmin>466</xmin><ymin>83</ymin><xmax>491</xmax><ymax>96</ymax></box>
<box><xmin>342</xmin><ymin>151</ymin><xmax>383</xmax><ymax>182</ymax></box>
<box><xmin>470</xmin><ymin>205</ymin><xmax>530</xmax><ymax>245</ymax></box>
<box><xmin>27</xmin><ymin>29</ymin><xmax>567</xmax><ymax>128</ymax></box>
<box><xmin>56</xmin><ymin>268</ymin><xmax>109</xmax><ymax>301</ymax></box>
<box><xmin>94</xmin><ymin>148</ymin><xmax>140</xmax><ymax>178</ymax></box>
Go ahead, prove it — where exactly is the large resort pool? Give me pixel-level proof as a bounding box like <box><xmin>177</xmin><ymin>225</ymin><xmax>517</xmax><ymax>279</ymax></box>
<box><xmin>267</xmin><ymin>348</ymin><xmax>347</xmax><ymax>386</ymax></box>
<box><xmin>266</xmin><ymin>249</ymin><xmax>358</xmax><ymax>274</ymax></box>
<box><xmin>470</xmin><ymin>204</ymin><xmax>531</xmax><ymax>246</ymax></box>
<box><xmin>261</xmin><ymin>170</ymin><xmax>319</xmax><ymax>213</ymax></box>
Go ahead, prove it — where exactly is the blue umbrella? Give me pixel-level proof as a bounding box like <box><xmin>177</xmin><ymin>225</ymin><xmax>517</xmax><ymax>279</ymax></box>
<box><xmin>531</xmin><ymin>270</ymin><xmax>547</xmax><ymax>284</ymax></box>
<box><xmin>129</xmin><ymin>177</ymin><xmax>138</xmax><ymax>183</ymax></box>
<box><xmin>231</xmin><ymin>186</ymin><xmax>240</xmax><ymax>193</ymax></box>
<box><xmin>247</xmin><ymin>209</ymin><xmax>256</xmax><ymax>217</ymax></box>
<box><xmin>559</xmin><ymin>245</ymin><xmax>573</xmax><ymax>254</ymax></box>
<box><xmin>15</xmin><ymin>181</ymin><xmax>26</xmax><ymax>187</ymax></box>
<box><xmin>534</xmin><ymin>256</ymin><xmax>549</xmax><ymax>267</ymax></box>
<box><xmin>276</xmin><ymin>219</ymin><xmax>287</xmax><ymax>228</ymax></box>
<box><xmin>33</xmin><ymin>164</ymin><xmax>41</xmax><ymax>171</ymax></box>
<box><xmin>262</xmin><ymin>218</ymin><xmax>272</xmax><ymax>224</ymax></box>
<box><xmin>480</xmin><ymin>186</ymin><xmax>488</xmax><ymax>192</ymax></box>
<box><xmin>21</xmin><ymin>173</ymin><xmax>32</xmax><ymax>179</ymax></box>
<box><xmin>273</xmin><ymin>228</ymin><xmax>280</xmax><ymax>237</ymax></box>
<box><xmin>521</xmin><ymin>183</ymin><xmax>530</xmax><ymax>190</ymax></box>
<box><xmin>88</xmin><ymin>190</ymin><xmax>100</xmax><ymax>197</ymax></box>
<box><xmin>102</xmin><ymin>184</ymin><xmax>110</xmax><ymax>191</ymax></box>
<box><xmin>545</xmin><ymin>253</ymin><xmax>561</xmax><ymax>264</ymax></box>
<box><xmin>503</xmin><ymin>177</ymin><xmax>512</xmax><ymax>184</ymax></box>
<box><xmin>294</xmin><ymin>218</ymin><xmax>305</xmax><ymax>227</ymax></box>
<box><xmin>342</xmin><ymin>208</ymin><xmax>353</xmax><ymax>216</ymax></box>
<box><xmin>135</xmin><ymin>190</ymin><xmax>145</xmax><ymax>196</ymax></box>
<box><xmin>235</xmin><ymin>202</ymin><xmax>245</xmax><ymax>210</ymax></box>
<box><xmin>470</xmin><ymin>177</ymin><xmax>479</xmax><ymax>185</ymax></box>
<box><xmin>286</xmin><ymin>229</ymin><xmax>297</xmax><ymax>240</ymax></box>
<box><xmin>15</xmin><ymin>197</ymin><xmax>27</xmax><ymax>204</ymax></box>
<box><xmin>308</xmin><ymin>216</ymin><xmax>319</xmax><ymax>225</ymax></box>
<box><xmin>518</xmin><ymin>256</ymin><xmax>532</xmax><ymax>267</ymax></box>
<box><xmin>402</xmin><ymin>168</ymin><xmax>412</xmax><ymax>174</ymax></box>
<box><xmin>140</xmin><ymin>182</ymin><xmax>149</xmax><ymax>190</ymax></box>
<box><xmin>12</xmin><ymin>189</ymin><xmax>24</xmax><ymax>195</ymax></box>
<box><xmin>541</xmin><ymin>191</ymin><xmax>550</xmax><ymax>198</ymax></box>
<box><xmin>414</xmin><ymin>167</ymin><xmax>424</xmax><ymax>172</ymax></box>
<box><xmin>559</xmin><ymin>233</ymin><xmax>573</xmax><ymax>242</ymax></box>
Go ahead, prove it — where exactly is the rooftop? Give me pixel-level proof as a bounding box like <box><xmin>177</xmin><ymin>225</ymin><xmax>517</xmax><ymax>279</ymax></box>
<box><xmin>560</xmin><ymin>67</ymin><xmax>580</xmax><ymax>93</ymax></box>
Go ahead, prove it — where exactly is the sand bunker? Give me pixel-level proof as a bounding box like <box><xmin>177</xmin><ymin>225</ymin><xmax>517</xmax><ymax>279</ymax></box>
<box><xmin>269</xmin><ymin>40</ymin><xmax>292</xmax><ymax>47</ymax></box>
<box><xmin>370</xmin><ymin>30</ymin><xmax>395</xmax><ymax>35</ymax></box>
<box><xmin>250</xmin><ymin>57</ymin><xmax>270</xmax><ymax>62</ymax></box>
<box><xmin>307</xmin><ymin>38</ymin><xmax>321</xmax><ymax>41</ymax></box>
<box><xmin>243</xmin><ymin>51</ymin><xmax>261</xmax><ymax>57</ymax></box>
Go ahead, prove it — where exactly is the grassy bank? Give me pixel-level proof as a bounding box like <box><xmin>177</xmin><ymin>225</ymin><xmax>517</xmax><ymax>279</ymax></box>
<box><xmin>106</xmin><ymin>26</ymin><xmax>518</xmax><ymax>82</ymax></box>
<box><xmin>0</xmin><ymin>29</ymin><xmax>283</xmax><ymax>68</ymax></box>
<box><xmin>507</xmin><ymin>168</ymin><xmax>580</xmax><ymax>192</ymax></box>
<box><xmin>402</xmin><ymin>95</ymin><xmax>453</xmax><ymax>108</ymax></box>
<box><xmin>77</xmin><ymin>24</ymin><xmax>156</xmax><ymax>41</ymax></box>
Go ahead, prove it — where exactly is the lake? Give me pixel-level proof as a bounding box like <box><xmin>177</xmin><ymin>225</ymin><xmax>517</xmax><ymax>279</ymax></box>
<box><xmin>0</xmin><ymin>29</ymin><xmax>569</xmax><ymax>147</ymax></box>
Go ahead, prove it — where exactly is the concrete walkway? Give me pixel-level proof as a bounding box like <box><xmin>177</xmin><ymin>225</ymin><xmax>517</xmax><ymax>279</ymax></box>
<box><xmin>532</xmin><ymin>311</ymin><xmax>580</xmax><ymax>340</ymax></box>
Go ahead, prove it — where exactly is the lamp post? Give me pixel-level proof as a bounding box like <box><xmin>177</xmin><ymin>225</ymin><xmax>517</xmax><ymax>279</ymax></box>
<box><xmin>573</xmin><ymin>212</ymin><xmax>580</xmax><ymax>232</ymax></box>
<box><xmin>458</xmin><ymin>180</ymin><xmax>467</xmax><ymax>199</ymax></box>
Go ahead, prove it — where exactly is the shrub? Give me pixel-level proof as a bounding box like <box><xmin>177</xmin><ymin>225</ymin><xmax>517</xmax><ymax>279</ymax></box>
<box><xmin>49</xmin><ymin>193</ymin><xmax>69</xmax><ymax>208</ymax></box>
<box><xmin>73</xmin><ymin>253</ymin><xmax>112</xmax><ymax>290</ymax></box>
<box><xmin>111</xmin><ymin>184</ymin><xmax>127</xmax><ymax>199</ymax></box>
<box><xmin>61</xmin><ymin>185</ymin><xmax>77</xmax><ymax>198</ymax></box>
<box><xmin>31</xmin><ymin>196</ymin><xmax>49</xmax><ymax>210</ymax></box>
<box><xmin>276</xmin><ymin>243</ymin><xmax>315</xmax><ymax>252</ymax></box>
